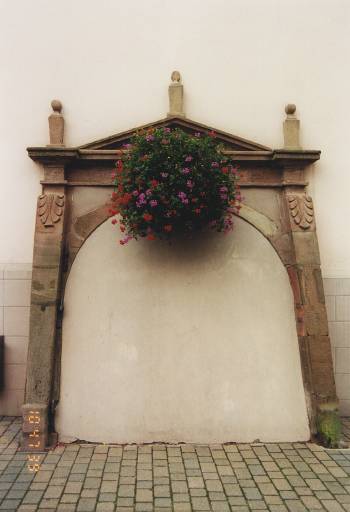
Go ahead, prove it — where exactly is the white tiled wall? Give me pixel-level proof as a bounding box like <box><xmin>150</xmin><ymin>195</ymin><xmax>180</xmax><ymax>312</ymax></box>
<box><xmin>324</xmin><ymin>278</ymin><xmax>350</xmax><ymax>417</ymax></box>
<box><xmin>0</xmin><ymin>267</ymin><xmax>349</xmax><ymax>418</ymax></box>
<box><xmin>0</xmin><ymin>264</ymin><xmax>31</xmax><ymax>415</ymax></box>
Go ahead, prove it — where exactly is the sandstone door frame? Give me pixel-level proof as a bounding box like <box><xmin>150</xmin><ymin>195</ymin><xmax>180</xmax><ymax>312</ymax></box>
<box><xmin>22</xmin><ymin>111</ymin><xmax>338</xmax><ymax>449</ymax></box>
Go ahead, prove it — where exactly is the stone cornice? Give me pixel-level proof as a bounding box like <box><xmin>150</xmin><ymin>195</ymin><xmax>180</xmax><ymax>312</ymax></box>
<box><xmin>27</xmin><ymin>146</ymin><xmax>320</xmax><ymax>166</ymax></box>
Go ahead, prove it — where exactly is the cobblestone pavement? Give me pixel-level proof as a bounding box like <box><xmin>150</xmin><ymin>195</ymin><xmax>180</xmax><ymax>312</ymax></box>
<box><xmin>1</xmin><ymin>417</ymin><xmax>350</xmax><ymax>512</ymax></box>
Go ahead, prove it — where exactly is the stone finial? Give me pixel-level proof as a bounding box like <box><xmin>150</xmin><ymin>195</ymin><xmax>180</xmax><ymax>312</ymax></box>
<box><xmin>283</xmin><ymin>103</ymin><xmax>301</xmax><ymax>149</ymax></box>
<box><xmin>48</xmin><ymin>99</ymin><xmax>64</xmax><ymax>147</ymax></box>
<box><xmin>168</xmin><ymin>71</ymin><xmax>185</xmax><ymax>118</ymax></box>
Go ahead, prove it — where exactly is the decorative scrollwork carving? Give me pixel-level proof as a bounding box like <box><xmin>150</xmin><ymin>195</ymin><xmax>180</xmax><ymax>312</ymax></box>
<box><xmin>288</xmin><ymin>194</ymin><xmax>314</xmax><ymax>229</ymax></box>
<box><xmin>38</xmin><ymin>194</ymin><xmax>64</xmax><ymax>227</ymax></box>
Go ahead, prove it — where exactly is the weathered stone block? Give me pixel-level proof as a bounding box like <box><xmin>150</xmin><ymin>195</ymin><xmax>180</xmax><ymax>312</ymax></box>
<box><xmin>26</xmin><ymin>304</ymin><xmax>57</xmax><ymax>403</ymax></box>
<box><xmin>22</xmin><ymin>403</ymin><xmax>48</xmax><ymax>451</ymax></box>
<box><xmin>287</xmin><ymin>266</ymin><xmax>302</xmax><ymax>305</ymax></box>
<box><xmin>308</xmin><ymin>335</ymin><xmax>337</xmax><ymax>399</ymax></box>
<box><xmin>292</xmin><ymin>231</ymin><xmax>321</xmax><ymax>265</ymax></box>
<box><xmin>304</xmin><ymin>305</ymin><xmax>328</xmax><ymax>336</ymax></box>
<box><xmin>31</xmin><ymin>266</ymin><xmax>61</xmax><ymax>305</ymax></box>
<box><xmin>298</xmin><ymin>266</ymin><xmax>325</xmax><ymax>306</ymax></box>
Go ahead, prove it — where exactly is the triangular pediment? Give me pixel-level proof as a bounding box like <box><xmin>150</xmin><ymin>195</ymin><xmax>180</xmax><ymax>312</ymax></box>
<box><xmin>79</xmin><ymin>116</ymin><xmax>270</xmax><ymax>151</ymax></box>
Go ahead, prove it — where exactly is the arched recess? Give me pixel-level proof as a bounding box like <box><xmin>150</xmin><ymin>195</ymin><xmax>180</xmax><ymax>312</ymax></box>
<box><xmin>56</xmin><ymin>215</ymin><xmax>310</xmax><ymax>443</ymax></box>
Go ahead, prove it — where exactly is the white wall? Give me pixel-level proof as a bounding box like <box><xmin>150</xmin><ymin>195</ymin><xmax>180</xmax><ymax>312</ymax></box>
<box><xmin>0</xmin><ymin>0</ymin><xmax>350</xmax><ymax>278</ymax></box>
<box><xmin>56</xmin><ymin>217</ymin><xmax>310</xmax><ymax>443</ymax></box>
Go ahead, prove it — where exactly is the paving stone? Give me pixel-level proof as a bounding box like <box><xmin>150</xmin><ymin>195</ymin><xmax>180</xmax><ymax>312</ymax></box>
<box><xmin>242</xmin><ymin>487</ymin><xmax>262</xmax><ymax>500</ymax></box>
<box><xmin>192</xmin><ymin>496</ymin><xmax>211</xmax><ymax>510</ymax></box>
<box><xmin>0</xmin><ymin>499</ymin><xmax>21</xmax><ymax>510</ymax></box>
<box><xmin>38</xmin><ymin>498</ymin><xmax>60</xmax><ymax>508</ymax></box>
<box><xmin>60</xmin><ymin>493</ymin><xmax>79</xmax><ymax>503</ymax></box>
<box><xmin>190</xmin><ymin>488</ymin><xmax>207</xmax><ymax>496</ymax></box>
<box><xmin>154</xmin><ymin>497</ymin><xmax>172</xmax><ymax>507</ymax></box>
<box><xmin>117</xmin><ymin>485</ymin><xmax>135</xmax><ymax>497</ymax></box>
<box><xmin>101</xmin><ymin>481</ymin><xmax>118</xmax><ymax>492</ymax></box>
<box><xmin>301</xmin><ymin>495</ymin><xmax>323</xmax><ymax>509</ymax></box>
<box><xmin>82</xmin><ymin>488</ymin><xmax>99</xmax><ymax>497</ymax></box>
<box><xmin>285</xmin><ymin>499</ymin><xmax>307</xmax><ymax>511</ymax></box>
<box><xmin>99</xmin><ymin>492</ymin><xmax>117</xmax><ymax>501</ymax></box>
<box><xmin>136</xmin><ymin>488</ymin><xmax>153</xmax><ymax>501</ymax></box>
<box><xmin>22</xmin><ymin>489</ymin><xmax>45</xmax><ymax>503</ymax></box>
<box><xmin>172</xmin><ymin>481</ymin><xmax>188</xmax><ymax>492</ymax></box>
<box><xmin>173</xmin><ymin>504</ymin><xmax>192</xmax><ymax>512</ymax></box>
<box><xmin>321</xmin><ymin>501</ymin><xmax>346</xmax><ymax>512</ymax></box>
<box><xmin>211</xmin><ymin>502</ymin><xmax>231</xmax><ymax>511</ymax></box>
<box><xmin>257</xmin><ymin>482</ymin><xmax>278</xmax><ymax>495</ymax></box>
<box><xmin>224</xmin><ymin>483</ymin><xmax>243</xmax><ymax>496</ymax></box>
<box><xmin>77</xmin><ymin>497</ymin><xmax>97</xmax><ymax>511</ymax></box>
<box><xmin>206</xmin><ymin>480</ymin><xmax>223</xmax><ymax>492</ymax></box>
<box><xmin>173</xmin><ymin>493</ymin><xmax>190</xmax><ymax>502</ymax></box>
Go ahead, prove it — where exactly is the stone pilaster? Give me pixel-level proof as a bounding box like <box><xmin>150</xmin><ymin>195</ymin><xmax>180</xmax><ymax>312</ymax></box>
<box><xmin>22</xmin><ymin>179</ymin><xmax>66</xmax><ymax>450</ymax></box>
<box><xmin>283</xmin><ymin>187</ymin><xmax>338</xmax><ymax>434</ymax></box>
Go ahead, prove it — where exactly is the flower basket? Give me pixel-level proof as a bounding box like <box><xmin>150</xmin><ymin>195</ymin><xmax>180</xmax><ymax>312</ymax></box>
<box><xmin>110</xmin><ymin>127</ymin><xmax>241</xmax><ymax>244</ymax></box>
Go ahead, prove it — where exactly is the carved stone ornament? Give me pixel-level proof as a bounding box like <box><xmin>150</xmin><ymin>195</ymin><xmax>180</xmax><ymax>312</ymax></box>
<box><xmin>38</xmin><ymin>194</ymin><xmax>65</xmax><ymax>227</ymax></box>
<box><xmin>288</xmin><ymin>194</ymin><xmax>314</xmax><ymax>229</ymax></box>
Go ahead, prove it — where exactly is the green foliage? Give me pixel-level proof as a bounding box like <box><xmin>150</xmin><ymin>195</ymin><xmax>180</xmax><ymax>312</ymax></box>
<box><xmin>110</xmin><ymin>127</ymin><xmax>241</xmax><ymax>244</ymax></box>
<box><xmin>317</xmin><ymin>410</ymin><xmax>341</xmax><ymax>448</ymax></box>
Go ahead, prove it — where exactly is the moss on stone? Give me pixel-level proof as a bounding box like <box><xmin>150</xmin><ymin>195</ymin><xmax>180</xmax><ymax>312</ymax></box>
<box><xmin>316</xmin><ymin>409</ymin><xmax>341</xmax><ymax>448</ymax></box>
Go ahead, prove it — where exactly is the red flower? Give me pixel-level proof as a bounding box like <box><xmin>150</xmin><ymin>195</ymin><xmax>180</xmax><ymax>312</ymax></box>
<box><xmin>116</xmin><ymin>160</ymin><xmax>123</xmax><ymax>173</ymax></box>
<box><xmin>111</xmin><ymin>192</ymin><xmax>118</xmax><ymax>201</ymax></box>
<box><xmin>194</xmin><ymin>208</ymin><xmax>201</xmax><ymax>214</ymax></box>
<box><xmin>120</xmin><ymin>225</ymin><xmax>125</xmax><ymax>232</ymax></box>
<box><xmin>143</xmin><ymin>213</ymin><xmax>153</xmax><ymax>222</ymax></box>
<box><xmin>119</xmin><ymin>193</ymin><xmax>132</xmax><ymax>205</ymax></box>
<box><xmin>147</xmin><ymin>233</ymin><xmax>156</xmax><ymax>241</ymax></box>
<box><xmin>150</xmin><ymin>179</ymin><xmax>159</xmax><ymax>188</ymax></box>
<box><xmin>164</xmin><ymin>224</ymin><xmax>173</xmax><ymax>232</ymax></box>
<box><xmin>111</xmin><ymin>219</ymin><xmax>118</xmax><ymax>225</ymax></box>
<box><xmin>222</xmin><ymin>167</ymin><xmax>229</xmax><ymax>174</ymax></box>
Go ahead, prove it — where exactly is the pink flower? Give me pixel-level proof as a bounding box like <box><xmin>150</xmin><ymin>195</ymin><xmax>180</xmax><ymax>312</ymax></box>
<box><xmin>186</xmin><ymin>180</ymin><xmax>194</xmax><ymax>189</ymax></box>
<box><xmin>146</xmin><ymin>134</ymin><xmax>154</xmax><ymax>142</ymax></box>
<box><xmin>194</xmin><ymin>132</ymin><xmax>201</xmax><ymax>137</ymax></box>
<box><xmin>164</xmin><ymin>127</ymin><xmax>171</xmax><ymax>133</ymax></box>
<box><xmin>120</xmin><ymin>235</ymin><xmax>133</xmax><ymax>245</ymax></box>
<box><xmin>161</xmin><ymin>172</ymin><xmax>169</xmax><ymax>178</ymax></box>
<box><xmin>150</xmin><ymin>199</ymin><xmax>158</xmax><ymax>207</ymax></box>
<box><xmin>185</xmin><ymin>156</ymin><xmax>193</xmax><ymax>162</ymax></box>
<box><xmin>181</xmin><ymin>167</ymin><xmax>191</xmax><ymax>174</ymax></box>
<box><xmin>211</xmin><ymin>162</ymin><xmax>219</xmax><ymax>168</ymax></box>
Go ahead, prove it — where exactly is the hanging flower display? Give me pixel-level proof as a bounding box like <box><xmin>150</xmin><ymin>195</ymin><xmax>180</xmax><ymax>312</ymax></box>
<box><xmin>110</xmin><ymin>127</ymin><xmax>241</xmax><ymax>244</ymax></box>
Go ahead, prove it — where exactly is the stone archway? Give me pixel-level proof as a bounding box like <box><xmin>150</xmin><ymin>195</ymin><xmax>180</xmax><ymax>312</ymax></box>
<box><xmin>21</xmin><ymin>75</ymin><xmax>338</xmax><ymax>449</ymax></box>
